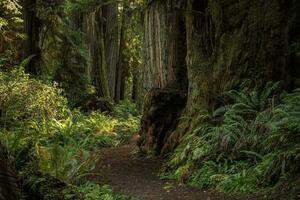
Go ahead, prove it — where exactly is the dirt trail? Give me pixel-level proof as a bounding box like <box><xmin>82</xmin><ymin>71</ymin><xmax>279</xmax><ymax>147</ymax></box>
<box><xmin>92</xmin><ymin>140</ymin><xmax>261</xmax><ymax>200</ymax></box>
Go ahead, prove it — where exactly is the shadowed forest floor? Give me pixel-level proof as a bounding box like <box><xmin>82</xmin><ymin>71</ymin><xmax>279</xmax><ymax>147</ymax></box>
<box><xmin>91</xmin><ymin>137</ymin><xmax>263</xmax><ymax>200</ymax></box>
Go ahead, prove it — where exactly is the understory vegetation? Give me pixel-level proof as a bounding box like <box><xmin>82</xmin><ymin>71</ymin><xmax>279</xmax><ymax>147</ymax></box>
<box><xmin>162</xmin><ymin>82</ymin><xmax>300</xmax><ymax>196</ymax></box>
<box><xmin>1</xmin><ymin>0</ymin><xmax>300</xmax><ymax>199</ymax></box>
<box><xmin>0</xmin><ymin>67</ymin><xmax>139</xmax><ymax>199</ymax></box>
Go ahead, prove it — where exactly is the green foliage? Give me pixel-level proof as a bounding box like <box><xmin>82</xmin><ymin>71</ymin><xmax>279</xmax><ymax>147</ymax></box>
<box><xmin>64</xmin><ymin>182</ymin><xmax>137</xmax><ymax>200</ymax></box>
<box><xmin>114</xmin><ymin>99</ymin><xmax>140</xmax><ymax>119</ymax></box>
<box><xmin>164</xmin><ymin>82</ymin><xmax>300</xmax><ymax>194</ymax></box>
<box><xmin>0</xmin><ymin>0</ymin><xmax>22</xmax><ymax>31</ymax></box>
<box><xmin>27</xmin><ymin>0</ymin><xmax>91</xmax><ymax>104</ymax></box>
<box><xmin>0</xmin><ymin>67</ymin><xmax>68</xmax><ymax>127</ymax></box>
<box><xmin>0</xmin><ymin>0</ymin><xmax>24</xmax><ymax>67</ymax></box>
<box><xmin>119</xmin><ymin>0</ymin><xmax>145</xmax><ymax>99</ymax></box>
<box><xmin>0</xmin><ymin>67</ymin><xmax>140</xmax><ymax>198</ymax></box>
<box><xmin>113</xmin><ymin>100</ymin><xmax>141</xmax><ymax>142</ymax></box>
<box><xmin>65</xmin><ymin>0</ymin><xmax>99</xmax><ymax>11</ymax></box>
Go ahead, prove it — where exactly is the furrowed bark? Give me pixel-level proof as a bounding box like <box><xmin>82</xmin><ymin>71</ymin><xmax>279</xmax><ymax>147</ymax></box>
<box><xmin>139</xmin><ymin>0</ymin><xmax>300</xmax><ymax>155</ymax></box>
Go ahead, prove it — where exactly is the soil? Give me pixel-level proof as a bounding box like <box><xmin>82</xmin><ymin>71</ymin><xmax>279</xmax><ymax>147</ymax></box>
<box><xmin>92</xmin><ymin>137</ymin><xmax>264</xmax><ymax>200</ymax></box>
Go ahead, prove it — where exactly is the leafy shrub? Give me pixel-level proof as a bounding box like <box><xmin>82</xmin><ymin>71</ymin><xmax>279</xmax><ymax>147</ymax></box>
<box><xmin>113</xmin><ymin>100</ymin><xmax>141</xmax><ymax>143</ymax></box>
<box><xmin>113</xmin><ymin>99</ymin><xmax>140</xmax><ymax>119</ymax></box>
<box><xmin>164</xmin><ymin>82</ymin><xmax>300</xmax><ymax>194</ymax></box>
<box><xmin>0</xmin><ymin>0</ymin><xmax>25</xmax><ymax>68</ymax></box>
<box><xmin>0</xmin><ymin>67</ymin><xmax>69</xmax><ymax>127</ymax></box>
<box><xmin>0</xmin><ymin>67</ymin><xmax>140</xmax><ymax>198</ymax></box>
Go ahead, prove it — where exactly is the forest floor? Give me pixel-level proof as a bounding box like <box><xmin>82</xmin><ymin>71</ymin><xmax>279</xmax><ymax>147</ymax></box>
<box><xmin>90</xmin><ymin>136</ymin><xmax>263</xmax><ymax>200</ymax></box>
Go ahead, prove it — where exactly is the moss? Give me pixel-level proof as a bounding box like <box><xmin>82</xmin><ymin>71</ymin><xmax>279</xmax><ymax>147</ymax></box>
<box><xmin>140</xmin><ymin>0</ymin><xmax>300</xmax><ymax>163</ymax></box>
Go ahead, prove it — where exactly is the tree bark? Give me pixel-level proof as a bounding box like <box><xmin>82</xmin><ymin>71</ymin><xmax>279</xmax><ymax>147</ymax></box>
<box><xmin>81</xmin><ymin>2</ymin><xmax>119</xmax><ymax>100</ymax></box>
<box><xmin>23</xmin><ymin>0</ymin><xmax>41</xmax><ymax>75</ymax></box>
<box><xmin>138</xmin><ymin>89</ymin><xmax>186</xmax><ymax>155</ymax></box>
<box><xmin>115</xmin><ymin>10</ymin><xmax>127</xmax><ymax>102</ymax></box>
<box><xmin>139</xmin><ymin>0</ymin><xmax>300</xmax><ymax>155</ymax></box>
<box><xmin>138</xmin><ymin>0</ymin><xmax>188</xmax><ymax>155</ymax></box>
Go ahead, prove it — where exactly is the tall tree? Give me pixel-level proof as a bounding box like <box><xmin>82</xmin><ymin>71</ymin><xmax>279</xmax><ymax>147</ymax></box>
<box><xmin>0</xmin><ymin>0</ymin><xmax>24</xmax><ymax>68</ymax></box>
<box><xmin>116</xmin><ymin>0</ymin><xmax>144</xmax><ymax>102</ymax></box>
<box><xmin>138</xmin><ymin>0</ymin><xmax>300</xmax><ymax>155</ymax></box>
<box><xmin>78</xmin><ymin>1</ymin><xmax>119</xmax><ymax>100</ymax></box>
<box><xmin>23</xmin><ymin>0</ymin><xmax>40</xmax><ymax>74</ymax></box>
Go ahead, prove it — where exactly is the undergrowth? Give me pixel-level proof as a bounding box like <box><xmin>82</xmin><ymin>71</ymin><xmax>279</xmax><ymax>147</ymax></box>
<box><xmin>0</xmin><ymin>67</ymin><xmax>140</xmax><ymax>199</ymax></box>
<box><xmin>162</xmin><ymin>82</ymin><xmax>300</xmax><ymax>197</ymax></box>
<box><xmin>63</xmin><ymin>182</ymin><xmax>137</xmax><ymax>200</ymax></box>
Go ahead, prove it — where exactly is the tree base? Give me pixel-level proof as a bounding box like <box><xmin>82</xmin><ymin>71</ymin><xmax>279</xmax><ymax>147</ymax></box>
<box><xmin>138</xmin><ymin>89</ymin><xmax>187</xmax><ymax>155</ymax></box>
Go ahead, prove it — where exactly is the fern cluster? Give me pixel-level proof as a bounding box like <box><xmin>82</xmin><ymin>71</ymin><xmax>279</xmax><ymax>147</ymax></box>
<box><xmin>0</xmin><ymin>67</ymin><xmax>140</xmax><ymax>199</ymax></box>
<box><xmin>164</xmin><ymin>82</ymin><xmax>300</xmax><ymax>195</ymax></box>
<box><xmin>63</xmin><ymin>182</ymin><xmax>137</xmax><ymax>200</ymax></box>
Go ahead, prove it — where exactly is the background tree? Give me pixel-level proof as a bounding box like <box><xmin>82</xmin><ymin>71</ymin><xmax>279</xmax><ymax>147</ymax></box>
<box><xmin>0</xmin><ymin>0</ymin><xmax>24</xmax><ymax>68</ymax></box>
<box><xmin>117</xmin><ymin>0</ymin><xmax>144</xmax><ymax>103</ymax></box>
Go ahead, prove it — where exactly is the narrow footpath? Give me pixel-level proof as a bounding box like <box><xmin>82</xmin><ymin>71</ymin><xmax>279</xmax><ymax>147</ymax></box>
<box><xmin>92</xmin><ymin>138</ymin><xmax>262</xmax><ymax>200</ymax></box>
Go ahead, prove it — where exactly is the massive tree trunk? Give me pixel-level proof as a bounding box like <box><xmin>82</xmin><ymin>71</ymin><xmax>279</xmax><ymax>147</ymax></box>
<box><xmin>140</xmin><ymin>0</ymin><xmax>187</xmax><ymax>96</ymax></box>
<box><xmin>138</xmin><ymin>0</ymin><xmax>188</xmax><ymax>155</ymax></box>
<box><xmin>139</xmin><ymin>0</ymin><xmax>300</xmax><ymax>155</ymax></box>
<box><xmin>184</xmin><ymin>0</ymin><xmax>300</xmax><ymax>112</ymax></box>
<box><xmin>81</xmin><ymin>2</ymin><xmax>119</xmax><ymax>100</ymax></box>
<box><xmin>139</xmin><ymin>89</ymin><xmax>186</xmax><ymax>155</ymax></box>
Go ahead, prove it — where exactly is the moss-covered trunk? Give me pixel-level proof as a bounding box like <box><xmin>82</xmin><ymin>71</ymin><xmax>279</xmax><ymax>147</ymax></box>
<box><xmin>184</xmin><ymin>0</ymin><xmax>300</xmax><ymax>112</ymax></box>
<box><xmin>139</xmin><ymin>0</ymin><xmax>300</xmax><ymax>155</ymax></box>
<box><xmin>24</xmin><ymin>1</ymin><xmax>120</xmax><ymax>102</ymax></box>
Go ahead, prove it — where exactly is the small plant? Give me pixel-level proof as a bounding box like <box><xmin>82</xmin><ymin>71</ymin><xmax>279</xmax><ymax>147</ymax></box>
<box><xmin>63</xmin><ymin>182</ymin><xmax>138</xmax><ymax>200</ymax></box>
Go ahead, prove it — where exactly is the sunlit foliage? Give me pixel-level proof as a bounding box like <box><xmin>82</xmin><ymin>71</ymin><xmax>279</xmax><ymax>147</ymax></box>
<box><xmin>0</xmin><ymin>67</ymin><xmax>140</xmax><ymax>199</ymax></box>
<box><xmin>0</xmin><ymin>0</ymin><xmax>24</xmax><ymax>67</ymax></box>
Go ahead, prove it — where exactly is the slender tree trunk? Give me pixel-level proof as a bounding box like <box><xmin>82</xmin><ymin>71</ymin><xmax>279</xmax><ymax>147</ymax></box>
<box><xmin>115</xmin><ymin>8</ymin><xmax>127</xmax><ymax>102</ymax></box>
<box><xmin>23</xmin><ymin>0</ymin><xmax>41</xmax><ymax>75</ymax></box>
<box><xmin>104</xmin><ymin>3</ymin><xmax>119</xmax><ymax>100</ymax></box>
<box><xmin>132</xmin><ymin>71</ymin><xmax>138</xmax><ymax>102</ymax></box>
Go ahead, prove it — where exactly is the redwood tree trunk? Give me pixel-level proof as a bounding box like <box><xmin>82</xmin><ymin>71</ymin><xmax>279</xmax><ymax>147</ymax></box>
<box><xmin>139</xmin><ymin>0</ymin><xmax>300</xmax><ymax>155</ymax></box>
<box><xmin>81</xmin><ymin>3</ymin><xmax>119</xmax><ymax>100</ymax></box>
<box><xmin>138</xmin><ymin>0</ymin><xmax>188</xmax><ymax>155</ymax></box>
<box><xmin>23</xmin><ymin>0</ymin><xmax>41</xmax><ymax>75</ymax></box>
<box><xmin>115</xmin><ymin>12</ymin><xmax>127</xmax><ymax>102</ymax></box>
